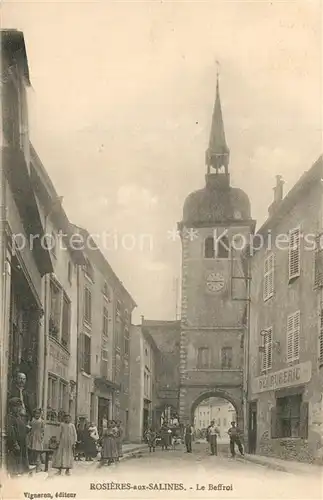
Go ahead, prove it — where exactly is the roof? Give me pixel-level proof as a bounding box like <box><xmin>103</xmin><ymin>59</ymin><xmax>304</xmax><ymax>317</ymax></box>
<box><xmin>142</xmin><ymin>319</ymin><xmax>181</xmax><ymax>328</ymax></box>
<box><xmin>141</xmin><ymin>329</ymin><xmax>160</xmax><ymax>355</ymax></box>
<box><xmin>1</xmin><ymin>29</ymin><xmax>30</xmax><ymax>85</ymax></box>
<box><xmin>71</xmin><ymin>224</ymin><xmax>137</xmax><ymax>308</ymax></box>
<box><xmin>257</xmin><ymin>155</ymin><xmax>323</xmax><ymax>238</ymax></box>
<box><xmin>206</xmin><ymin>76</ymin><xmax>230</xmax><ymax>171</ymax></box>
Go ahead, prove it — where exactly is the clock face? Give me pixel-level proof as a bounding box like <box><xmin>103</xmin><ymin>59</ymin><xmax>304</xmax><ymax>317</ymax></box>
<box><xmin>206</xmin><ymin>272</ymin><xmax>225</xmax><ymax>292</ymax></box>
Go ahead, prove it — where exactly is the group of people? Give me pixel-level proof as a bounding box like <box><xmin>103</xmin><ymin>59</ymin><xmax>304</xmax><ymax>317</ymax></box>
<box><xmin>185</xmin><ymin>420</ymin><xmax>244</xmax><ymax>458</ymax></box>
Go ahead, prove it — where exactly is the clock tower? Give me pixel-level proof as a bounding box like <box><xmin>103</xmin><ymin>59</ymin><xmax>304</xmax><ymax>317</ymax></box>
<box><xmin>178</xmin><ymin>75</ymin><xmax>255</xmax><ymax>425</ymax></box>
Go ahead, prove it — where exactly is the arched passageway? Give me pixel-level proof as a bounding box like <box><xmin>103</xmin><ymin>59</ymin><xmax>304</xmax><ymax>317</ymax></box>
<box><xmin>190</xmin><ymin>389</ymin><xmax>243</xmax><ymax>429</ymax></box>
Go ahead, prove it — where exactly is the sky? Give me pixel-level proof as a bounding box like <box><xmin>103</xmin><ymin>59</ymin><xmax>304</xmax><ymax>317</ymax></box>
<box><xmin>3</xmin><ymin>0</ymin><xmax>322</xmax><ymax>322</ymax></box>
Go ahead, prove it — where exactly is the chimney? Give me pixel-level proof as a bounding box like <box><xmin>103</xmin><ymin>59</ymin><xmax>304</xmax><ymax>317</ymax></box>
<box><xmin>268</xmin><ymin>175</ymin><xmax>284</xmax><ymax>217</ymax></box>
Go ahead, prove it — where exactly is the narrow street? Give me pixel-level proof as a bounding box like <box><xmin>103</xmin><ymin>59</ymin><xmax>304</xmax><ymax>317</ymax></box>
<box><xmin>6</xmin><ymin>443</ymin><xmax>321</xmax><ymax>500</ymax></box>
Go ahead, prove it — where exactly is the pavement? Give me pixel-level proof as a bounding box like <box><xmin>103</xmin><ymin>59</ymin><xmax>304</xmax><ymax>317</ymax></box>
<box><xmin>2</xmin><ymin>443</ymin><xmax>322</xmax><ymax>499</ymax></box>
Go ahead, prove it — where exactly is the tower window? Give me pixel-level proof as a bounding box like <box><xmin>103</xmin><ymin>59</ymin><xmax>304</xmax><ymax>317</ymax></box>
<box><xmin>197</xmin><ymin>347</ymin><xmax>211</xmax><ymax>369</ymax></box>
<box><xmin>204</xmin><ymin>237</ymin><xmax>215</xmax><ymax>259</ymax></box>
<box><xmin>217</xmin><ymin>235</ymin><xmax>230</xmax><ymax>259</ymax></box>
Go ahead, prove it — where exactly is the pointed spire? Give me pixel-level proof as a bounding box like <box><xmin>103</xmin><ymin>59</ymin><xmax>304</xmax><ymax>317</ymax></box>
<box><xmin>205</xmin><ymin>65</ymin><xmax>230</xmax><ymax>174</ymax></box>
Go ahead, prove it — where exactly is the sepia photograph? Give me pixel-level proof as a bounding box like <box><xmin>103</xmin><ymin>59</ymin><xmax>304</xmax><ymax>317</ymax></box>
<box><xmin>0</xmin><ymin>1</ymin><xmax>322</xmax><ymax>499</ymax></box>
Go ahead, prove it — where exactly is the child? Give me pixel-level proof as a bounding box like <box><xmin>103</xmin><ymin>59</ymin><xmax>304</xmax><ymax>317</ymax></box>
<box><xmin>28</xmin><ymin>408</ymin><xmax>44</xmax><ymax>471</ymax></box>
<box><xmin>52</xmin><ymin>413</ymin><xmax>77</xmax><ymax>475</ymax></box>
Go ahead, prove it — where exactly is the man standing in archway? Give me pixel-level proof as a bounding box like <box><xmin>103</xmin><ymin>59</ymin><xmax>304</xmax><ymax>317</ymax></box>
<box><xmin>207</xmin><ymin>420</ymin><xmax>220</xmax><ymax>456</ymax></box>
<box><xmin>228</xmin><ymin>421</ymin><xmax>244</xmax><ymax>458</ymax></box>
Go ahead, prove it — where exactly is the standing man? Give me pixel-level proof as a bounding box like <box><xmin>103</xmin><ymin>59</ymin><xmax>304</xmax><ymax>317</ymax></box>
<box><xmin>184</xmin><ymin>423</ymin><xmax>193</xmax><ymax>453</ymax></box>
<box><xmin>10</xmin><ymin>372</ymin><xmax>33</xmax><ymax>423</ymax></box>
<box><xmin>6</xmin><ymin>398</ymin><xmax>30</xmax><ymax>475</ymax></box>
<box><xmin>207</xmin><ymin>420</ymin><xmax>220</xmax><ymax>456</ymax></box>
<box><xmin>228</xmin><ymin>421</ymin><xmax>244</xmax><ymax>457</ymax></box>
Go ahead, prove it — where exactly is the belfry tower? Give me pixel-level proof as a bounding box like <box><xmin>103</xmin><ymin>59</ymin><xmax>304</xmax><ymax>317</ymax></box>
<box><xmin>178</xmin><ymin>74</ymin><xmax>255</xmax><ymax>425</ymax></box>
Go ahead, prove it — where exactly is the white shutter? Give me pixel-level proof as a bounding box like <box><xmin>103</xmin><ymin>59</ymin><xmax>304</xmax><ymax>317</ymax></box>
<box><xmin>287</xmin><ymin>311</ymin><xmax>300</xmax><ymax>362</ymax></box>
<box><xmin>262</xmin><ymin>327</ymin><xmax>272</xmax><ymax>371</ymax></box>
<box><xmin>264</xmin><ymin>253</ymin><xmax>274</xmax><ymax>301</ymax></box>
<box><xmin>289</xmin><ymin>228</ymin><xmax>301</xmax><ymax>280</ymax></box>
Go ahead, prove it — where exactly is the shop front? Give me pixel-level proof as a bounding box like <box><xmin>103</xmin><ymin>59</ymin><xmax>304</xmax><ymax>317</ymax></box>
<box><xmin>250</xmin><ymin>361</ymin><xmax>323</xmax><ymax>462</ymax></box>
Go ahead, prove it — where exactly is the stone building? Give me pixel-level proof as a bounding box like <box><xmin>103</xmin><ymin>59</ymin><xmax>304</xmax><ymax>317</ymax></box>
<box><xmin>71</xmin><ymin>226</ymin><xmax>136</xmax><ymax>438</ymax></box>
<box><xmin>141</xmin><ymin>319</ymin><xmax>180</xmax><ymax>423</ymax></box>
<box><xmin>1</xmin><ymin>30</ymin><xmax>53</xmax><ymax>454</ymax></box>
<box><xmin>247</xmin><ymin>156</ymin><xmax>323</xmax><ymax>463</ymax></box>
<box><xmin>129</xmin><ymin>324</ymin><xmax>158</xmax><ymax>442</ymax></box>
<box><xmin>178</xmin><ymin>76</ymin><xmax>255</xmax><ymax>426</ymax></box>
<box><xmin>195</xmin><ymin>397</ymin><xmax>236</xmax><ymax>440</ymax></box>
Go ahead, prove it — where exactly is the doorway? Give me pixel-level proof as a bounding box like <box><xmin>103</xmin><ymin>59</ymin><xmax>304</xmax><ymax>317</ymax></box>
<box><xmin>248</xmin><ymin>401</ymin><xmax>257</xmax><ymax>454</ymax></box>
<box><xmin>98</xmin><ymin>397</ymin><xmax>110</xmax><ymax>435</ymax></box>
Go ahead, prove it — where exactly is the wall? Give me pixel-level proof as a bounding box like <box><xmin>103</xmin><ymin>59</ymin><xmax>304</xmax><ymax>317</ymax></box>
<box><xmin>129</xmin><ymin>325</ymin><xmax>143</xmax><ymax>442</ymax></box>
<box><xmin>249</xmin><ymin>180</ymin><xmax>323</xmax><ymax>463</ymax></box>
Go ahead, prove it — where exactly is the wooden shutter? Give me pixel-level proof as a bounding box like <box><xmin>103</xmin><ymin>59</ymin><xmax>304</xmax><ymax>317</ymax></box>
<box><xmin>289</xmin><ymin>228</ymin><xmax>301</xmax><ymax>280</ymax></box>
<box><xmin>314</xmin><ymin>234</ymin><xmax>323</xmax><ymax>287</ymax></box>
<box><xmin>270</xmin><ymin>406</ymin><xmax>278</xmax><ymax>438</ymax></box>
<box><xmin>300</xmin><ymin>402</ymin><xmax>309</xmax><ymax>439</ymax></box>
<box><xmin>287</xmin><ymin>314</ymin><xmax>294</xmax><ymax>362</ymax></box>
<box><xmin>293</xmin><ymin>311</ymin><xmax>300</xmax><ymax>360</ymax></box>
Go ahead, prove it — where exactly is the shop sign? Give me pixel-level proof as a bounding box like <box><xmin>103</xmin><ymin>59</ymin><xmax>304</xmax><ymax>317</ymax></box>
<box><xmin>252</xmin><ymin>361</ymin><xmax>312</xmax><ymax>394</ymax></box>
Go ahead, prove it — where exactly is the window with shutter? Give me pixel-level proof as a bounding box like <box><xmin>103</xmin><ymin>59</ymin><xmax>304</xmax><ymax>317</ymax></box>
<box><xmin>261</xmin><ymin>327</ymin><xmax>273</xmax><ymax>371</ymax></box>
<box><xmin>314</xmin><ymin>234</ymin><xmax>323</xmax><ymax>287</ymax></box>
<box><xmin>197</xmin><ymin>347</ymin><xmax>210</xmax><ymax>368</ymax></box>
<box><xmin>289</xmin><ymin>228</ymin><xmax>301</xmax><ymax>280</ymax></box>
<box><xmin>263</xmin><ymin>253</ymin><xmax>274</xmax><ymax>301</ymax></box>
<box><xmin>287</xmin><ymin>311</ymin><xmax>300</xmax><ymax>362</ymax></box>
<box><xmin>319</xmin><ymin>310</ymin><xmax>323</xmax><ymax>366</ymax></box>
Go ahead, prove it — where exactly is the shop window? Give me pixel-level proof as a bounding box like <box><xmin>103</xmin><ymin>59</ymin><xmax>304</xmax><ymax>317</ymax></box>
<box><xmin>271</xmin><ymin>395</ymin><xmax>308</xmax><ymax>439</ymax></box>
<box><xmin>289</xmin><ymin>227</ymin><xmax>301</xmax><ymax>280</ymax></box>
<box><xmin>197</xmin><ymin>347</ymin><xmax>210</xmax><ymax>369</ymax></box>
<box><xmin>264</xmin><ymin>253</ymin><xmax>274</xmax><ymax>301</ymax></box>
<box><xmin>204</xmin><ymin>237</ymin><xmax>215</xmax><ymax>259</ymax></box>
<box><xmin>221</xmin><ymin>347</ymin><xmax>233</xmax><ymax>369</ymax></box>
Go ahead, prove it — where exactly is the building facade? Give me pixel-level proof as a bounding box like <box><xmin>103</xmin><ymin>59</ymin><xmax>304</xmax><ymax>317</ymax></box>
<box><xmin>248</xmin><ymin>157</ymin><xmax>323</xmax><ymax>463</ymax></box>
<box><xmin>194</xmin><ymin>397</ymin><xmax>236</xmax><ymax>439</ymax></box>
<box><xmin>141</xmin><ymin>319</ymin><xmax>180</xmax><ymax>424</ymax></box>
<box><xmin>72</xmin><ymin>226</ymin><xmax>136</xmax><ymax>438</ymax></box>
<box><xmin>129</xmin><ymin>325</ymin><xmax>158</xmax><ymax>442</ymax></box>
<box><xmin>1</xmin><ymin>30</ymin><xmax>53</xmax><ymax>459</ymax></box>
<box><xmin>178</xmin><ymin>77</ymin><xmax>255</xmax><ymax>426</ymax></box>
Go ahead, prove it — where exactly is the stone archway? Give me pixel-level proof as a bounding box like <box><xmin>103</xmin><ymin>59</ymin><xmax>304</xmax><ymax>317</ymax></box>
<box><xmin>190</xmin><ymin>388</ymin><xmax>243</xmax><ymax>427</ymax></box>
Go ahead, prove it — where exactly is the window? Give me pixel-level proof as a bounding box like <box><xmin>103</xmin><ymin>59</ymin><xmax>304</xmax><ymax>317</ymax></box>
<box><xmin>289</xmin><ymin>228</ymin><xmax>301</xmax><ymax>280</ymax></box>
<box><xmin>116</xmin><ymin>300</ymin><xmax>121</xmax><ymax>320</ymax></box>
<box><xmin>204</xmin><ymin>237</ymin><xmax>215</xmax><ymax>259</ymax></box>
<box><xmin>68</xmin><ymin>262</ymin><xmax>73</xmax><ymax>284</ymax></box>
<box><xmin>217</xmin><ymin>235</ymin><xmax>230</xmax><ymax>259</ymax></box>
<box><xmin>124</xmin><ymin>326</ymin><xmax>130</xmax><ymax>356</ymax></box>
<box><xmin>102</xmin><ymin>281</ymin><xmax>110</xmax><ymax>300</ymax></box>
<box><xmin>47</xmin><ymin>375</ymin><xmax>69</xmax><ymax>422</ymax></box>
<box><xmin>314</xmin><ymin>234</ymin><xmax>323</xmax><ymax>288</ymax></box>
<box><xmin>271</xmin><ymin>395</ymin><xmax>307</xmax><ymax>438</ymax></box>
<box><xmin>103</xmin><ymin>306</ymin><xmax>109</xmax><ymax>336</ymax></box>
<box><xmin>223</xmin><ymin>418</ymin><xmax>227</xmax><ymax>427</ymax></box>
<box><xmin>221</xmin><ymin>347</ymin><xmax>233</xmax><ymax>369</ymax></box>
<box><xmin>115</xmin><ymin>353</ymin><xmax>121</xmax><ymax>381</ymax></box>
<box><xmin>101</xmin><ymin>335</ymin><xmax>109</xmax><ymax>378</ymax></box>
<box><xmin>84</xmin><ymin>287</ymin><xmax>92</xmax><ymax>325</ymax></box>
<box><xmin>197</xmin><ymin>347</ymin><xmax>210</xmax><ymax>369</ymax></box>
<box><xmin>319</xmin><ymin>309</ymin><xmax>323</xmax><ymax>366</ymax></box>
<box><xmin>49</xmin><ymin>279</ymin><xmax>71</xmax><ymax>348</ymax></box>
<box><xmin>124</xmin><ymin>309</ymin><xmax>129</xmax><ymax>324</ymax></box>
<box><xmin>84</xmin><ymin>259</ymin><xmax>94</xmax><ymax>282</ymax></box>
<box><xmin>264</xmin><ymin>253</ymin><xmax>274</xmax><ymax>301</ymax></box>
<box><xmin>287</xmin><ymin>311</ymin><xmax>300</xmax><ymax>362</ymax></box>
<box><xmin>61</xmin><ymin>294</ymin><xmax>71</xmax><ymax>348</ymax></box>
<box><xmin>116</xmin><ymin>321</ymin><xmax>122</xmax><ymax>350</ymax></box>
<box><xmin>81</xmin><ymin>333</ymin><xmax>91</xmax><ymax>374</ymax></box>
<box><xmin>261</xmin><ymin>327</ymin><xmax>273</xmax><ymax>371</ymax></box>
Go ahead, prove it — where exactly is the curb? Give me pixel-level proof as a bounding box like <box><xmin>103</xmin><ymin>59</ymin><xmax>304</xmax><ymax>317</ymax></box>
<box><xmin>238</xmin><ymin>455</ymin><xmax>323</xmax><ymax>475</ymax></box>
<box><xmin>237</xmin><ymin>456</ymin><xmax>287</xmax><ymax>472</ymax></box>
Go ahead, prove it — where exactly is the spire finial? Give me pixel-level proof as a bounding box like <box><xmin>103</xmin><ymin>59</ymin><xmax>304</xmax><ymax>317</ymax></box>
<box><xmin>205</xmin><ymin>60</ymin><xmax>230</xmax><ymax>175</ymax></box>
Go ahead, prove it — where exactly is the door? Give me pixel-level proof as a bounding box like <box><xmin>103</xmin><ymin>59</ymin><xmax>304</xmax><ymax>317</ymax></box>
<box><xmin>248</xmin><ymin>402</ymin><xmax>257</xmax><ymax>454</ymax></box>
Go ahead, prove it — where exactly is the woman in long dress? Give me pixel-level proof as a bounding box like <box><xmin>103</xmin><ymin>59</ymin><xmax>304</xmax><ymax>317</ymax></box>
<box><xmin>52</xmin><ymin>414</ymin><xmax>77</xmax><ymax>475</ymax></box>
<box><xmin>115</xmin><ymin>421</ymin><xmax>123</xmax><ymax>461</ymax></box>
<box><xmin>101</xmin><ymin>421</ymin><xmax>118</xmax><ymax>466</ymax></box>
<box><xmin>28</xmin><ymin>408</ymin><xmax>44</xmax><ymax>471</ymax></box>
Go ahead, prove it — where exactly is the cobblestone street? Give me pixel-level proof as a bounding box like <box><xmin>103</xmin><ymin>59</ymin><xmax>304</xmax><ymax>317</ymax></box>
<box><xmin>5</xmin><ymin>443</ymin><xmax>321</xmax><ymax>500</ymax></box>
